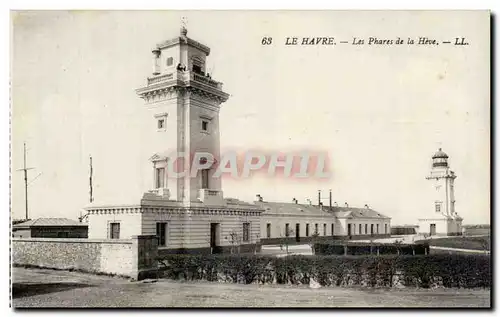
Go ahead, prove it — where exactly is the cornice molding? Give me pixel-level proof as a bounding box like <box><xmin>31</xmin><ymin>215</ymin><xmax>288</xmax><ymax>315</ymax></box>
<box><xmin>156</xmin><ymin>36</ymin><xmax>211</xmax><ymax>56</ymax></box>
<box><xmin>137</xmin><ymin>85</ymin><xmax>228</xmax><ymax>105</ymax></box>
<box><xmin>86</xmin><ymin>205</ymin><xmax>263</xmax><ymax>216</ymax></box>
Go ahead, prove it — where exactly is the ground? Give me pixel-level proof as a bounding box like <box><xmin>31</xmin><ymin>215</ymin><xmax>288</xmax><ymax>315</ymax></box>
<box><xmin>12</xmin><ymin>267</ymin><xmax>490</xmax><ymax>308</ymax></box>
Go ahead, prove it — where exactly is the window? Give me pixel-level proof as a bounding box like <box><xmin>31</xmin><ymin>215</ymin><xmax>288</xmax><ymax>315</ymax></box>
<box><xmin>323</xmin><ymin>224</ymin><xmax>327</xmax><ymax>236</ymax></box>
<box><xmin>155</xmin><ymin>168</ymin><xmax>165</xmax><ymax>189</ymax></box>
<box><xmin>315</xmin><ymin>224</ymin><xmax>318</xmax><ymax>235</ymax></box>
<box><xmin>243</xmin><ymin>223</ymin><xmax>250</xmax><ymax>242</ymax></box>
<box><xmin>435</xmin><ymin>202</ymin><xmax>441</xmax><ymax>213</ymax></box>
<box><xmin>359</xmin><ymin>224</ymin><xmax>362</xmax><ymax>235</ymax></box>
<box><xmin>285</xmin><ymin>223</ymin><xmax>290</xmax><ymax>237</ymax></box>
<box><xmin>385</xmin><ymin>224</ymin><xmax>388</xmax><ymax>234</ymax></box>
<box><xmin>370</xmin><ymin>224</ymin><xmax>374</xmax><ymax>235</ymax></box>
<box><xmin>154</xmin><ymin>113</ymin><xmax>168</xmax><ymax>131</ymax></box>
<box><xmin>201</xmin><ymin>120</ymin><xmax>209</xmax><ymax>132</ymax></box>
<box><xmin>166</xmin><ymin>57</ymin><xmax>173</xmax><ymax>67</ymax></box>
<box><xmin>110</xmin><ymin>223</ymin><xmax>120</xmax><ymax>239</ymax></box>
<box><xmin>266</xmin><ymin>223</ymin><xmax>271</xmax><ymax>238</ymax></box>
<box><xmin>192</xmin><ymin>56</ymin><xmax>204</xmax><ymax>74</ymax></box>
<box><xmin>331</xmin><ymin>223</ymin><xmax>334</xmax><ymax>236</ymax></box>
<box><xmin>377</xmin><ymin>224</ymin><xmax>379</xmax><ymax>234</ymax></box>
<box><xmin>156</xmin><ymin>222</ymin><xmax>167</xmax><ymax>246</ymax></box>
<box><xmin>193</xmin><ymin>64</ymin><xmax>202</xmax><ymax>74</ymax></box>
<box><xmin>201</xmin><ymin>169</ymin><xmax>209</xmax><ymax>189</ymax></box>
<box><xmin>306</xmin><ymin>224</ymin><xmax>310</xmax><ymax>236</ymax></box>
<box><xmin>157</xmin><ymin>119</ymin><xmax>165</xmax><ymax>130</ymax></box>
<box><xmin>365</xmin><ymin>224</ymin><xmax>368</xmax><ymax>234</ymax></box>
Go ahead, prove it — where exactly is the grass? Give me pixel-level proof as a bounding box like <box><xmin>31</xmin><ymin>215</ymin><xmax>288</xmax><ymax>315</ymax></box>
<box><xmin>428</xmin><ymin>236</ymin><xmax>490</xmax><ymax>251</ymax></box>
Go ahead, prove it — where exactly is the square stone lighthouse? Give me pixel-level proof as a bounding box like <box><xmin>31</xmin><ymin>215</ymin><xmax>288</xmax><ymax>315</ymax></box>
<box><xmin>86</xmin><ymin>25</ymin><xmax>263</xmax><ymax>254</ymax></box>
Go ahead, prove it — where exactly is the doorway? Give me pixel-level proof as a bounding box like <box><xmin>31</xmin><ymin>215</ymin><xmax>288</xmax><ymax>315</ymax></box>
<box><xmin>430</xmin><ymin>224</ymin><xmax>436</xmax><ymax>236</ymax></box>
<box><xmin>210</xmin><ymin>223</ymin><xmax>221</xmax><ymax>253</ymax></box>
<box><xmin>295</xmin><ymin>223</ymin><xmax>300</xmax><ymax>242</ymax></box>
<box><xmin>347</xmin><ymin>224</ymin><xmax>352</xmax><ymax>236</ymax></box>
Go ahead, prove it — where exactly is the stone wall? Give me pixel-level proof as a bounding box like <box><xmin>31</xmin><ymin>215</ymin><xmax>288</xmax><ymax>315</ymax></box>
<box><xmin>12</xmin><ymin>235</ymin><xmax>158</xmax><ymax>280</ymax></box>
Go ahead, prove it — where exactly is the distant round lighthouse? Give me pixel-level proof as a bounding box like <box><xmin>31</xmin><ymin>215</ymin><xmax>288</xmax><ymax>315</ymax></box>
<box><xmin>419</xmin><ymin>148</ymin><xmax>463</xmax><ymax>236</ymax></box>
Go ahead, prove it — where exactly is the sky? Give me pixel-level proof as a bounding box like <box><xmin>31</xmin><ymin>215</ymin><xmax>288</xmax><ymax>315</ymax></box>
<box><xmin>11</xmin><ymin>10</ymin><xmax>490</xmax><ymax>225</ymax></box>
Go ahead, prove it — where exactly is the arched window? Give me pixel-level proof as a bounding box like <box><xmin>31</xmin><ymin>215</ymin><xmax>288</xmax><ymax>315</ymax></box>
<box><xmin>166</xmin><ymin>57</ymin><xmax>173</xmax><ymax>67</ymax></box>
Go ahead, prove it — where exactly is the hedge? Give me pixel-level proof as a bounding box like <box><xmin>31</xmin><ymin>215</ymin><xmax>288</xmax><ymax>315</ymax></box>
<box><xmin>157</xmin><ymin>253</ymin><xmax>490</xmax><ymax>289</ymax></box>
<box><xmin>314</xmin><ymin>242</ymin><xmax>430</xmax><ymax>256</ymax></box>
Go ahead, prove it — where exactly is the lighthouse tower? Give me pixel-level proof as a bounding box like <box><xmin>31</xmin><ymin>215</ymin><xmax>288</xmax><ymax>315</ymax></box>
<box><xmin>418</xmin><ymin>148</ymin><xmax>463</xmax><ymax>236</ymax></box>
<box><xmin>136</xmin><ymin>25</ymin><xmax>229</xmax><ymax>204</ymax></box>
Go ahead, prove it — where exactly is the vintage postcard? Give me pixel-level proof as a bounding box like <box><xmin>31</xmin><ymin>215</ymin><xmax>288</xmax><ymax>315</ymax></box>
<box><xmin>11</xmin><ymin>10</ymin><xmax>491</xmax><ymax>308</ymax></box>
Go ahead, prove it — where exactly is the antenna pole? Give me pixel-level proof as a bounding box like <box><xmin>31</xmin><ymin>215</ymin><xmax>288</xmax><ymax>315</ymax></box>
<box><xmin>23</xmin><ymin>142</ymin><xmax>28</xmax><ymax>220</ymax></box>
<box><xmin>17</xmin><ymin>142</ymin><xmax>36</xmax><ymax>220</ymax></box>
<box><xmin>89</xmin><ymin>155</ymin><xmax>93</xmax><ymax>203</ymax></box>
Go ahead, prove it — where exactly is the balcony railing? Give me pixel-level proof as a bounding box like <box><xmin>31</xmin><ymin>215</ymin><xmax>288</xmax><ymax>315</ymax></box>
<box><xmin>147</xmin><ymin>71</ymin><xmax>223</xmax><ymax>89</ymax></box>
<box><xmin>147</xmin><ymin>73</ymin><xmax>174</xmax><ymax>85</ymax></box>
<box><xmin>146</xmin><ymin>188</ymin><xmax>170</xmax><ymax>199</ymax></box>
<box><xmin>191</xmin><ymin>72</ymin><xmax>223</xmax><ymax>89</ymax></box>
<box><xmin>199</xmin><ymin>188</ymin><xmax>224</xmax><ymax>204</ymax></box>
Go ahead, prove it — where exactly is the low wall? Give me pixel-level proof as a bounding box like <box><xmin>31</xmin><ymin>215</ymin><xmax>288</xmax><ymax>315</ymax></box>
<box><xmin>12</xmin><ymin>235</ymin><xmax>158</xmax><ymax>280</ymax></box>
<box><xmin>260</xmin><ymin>234</ymin><xmax>391</xmax><ymax>246</ymax></box>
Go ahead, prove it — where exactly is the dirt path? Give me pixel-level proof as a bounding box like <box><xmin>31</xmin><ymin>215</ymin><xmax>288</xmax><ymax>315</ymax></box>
<box><xmin>12</xmin><ymin>267</ymin><xmax>490</xmax><ymax>308</ymax></box>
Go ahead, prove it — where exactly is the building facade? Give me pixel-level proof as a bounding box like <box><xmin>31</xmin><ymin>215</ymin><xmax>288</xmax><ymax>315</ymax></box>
<box><xmin>86</xmin><ymin>26</ymin><xmax>263</xmax><ymax>254</ymax></box>
<box><xmin>257</xmin><ymin>195</ymin><xmax>391</xmax><ymax>245</ymax></box>
<box><xmin>418</xmin><ymin>148</ymin><xmax>463</xmax><ymax>236</ymax></box>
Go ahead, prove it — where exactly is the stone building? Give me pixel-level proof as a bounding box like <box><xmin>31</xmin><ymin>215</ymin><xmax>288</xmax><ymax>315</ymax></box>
<box><xmin>418</xmin><ymin>148</ymin><xmax>463</xmax><ymax>236</ymax></box>
<box><xmin>86</xmin><ymin>25</ymin><xmax>263</xmax><ymax>254</ymax></box>
<box><xmin>12</xmin><ymin>218</ymin><xmax>88</xmax><ymax>238</ymax></box>
<box><xmin>256</xmin><ymin>194</ymin><xmax>391</xmax><ymax>245</ymax></box>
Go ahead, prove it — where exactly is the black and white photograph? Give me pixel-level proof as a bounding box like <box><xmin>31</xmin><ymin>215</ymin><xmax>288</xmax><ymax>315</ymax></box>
<box><xmin>10</xmin><ymin>10</ymin><xmax>491</xmax><ymax>308</ymax></box>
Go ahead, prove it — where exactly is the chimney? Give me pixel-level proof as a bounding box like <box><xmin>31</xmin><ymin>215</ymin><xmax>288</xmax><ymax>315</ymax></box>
<box><xmin>318</xmin><ymin>190</ymin><xmax>321</xmax><ymax>206</ymax></box>
<box><xmin>256</xmin><ymin>194</ymin><xmax>263</xmax><ymax>202</ymax></box>
<box><xmin>329</xmin><ymin>189</ymin><xmax>332</xmax><ymax>209</ymax></box>
<box><xmin>364</xmin><ymin>204</ymin><xmax>369</xmax><ymax>209</ymax></box>
<box><xmin>334</xmin><ymin>201</ymin><xmax>338</xmax><ymax>207</ymax></box>
<box><xmin>292</xmin><ymin>198</ymin><xmax>297</xmax><ymax>204</ymax></box>
<box><xmin>307</xmin><ymin>199</ymin><xmax>312</xmax><ymax>205</ymax></box>
<box><xmin>345</xmin><ymin>202</ymin><xmax>349</xmax><ymax>208</ymax></box>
